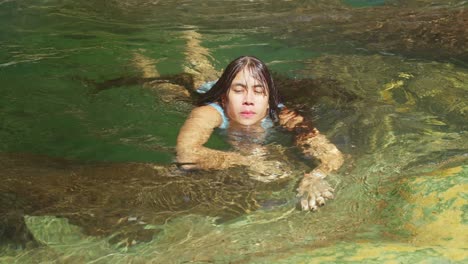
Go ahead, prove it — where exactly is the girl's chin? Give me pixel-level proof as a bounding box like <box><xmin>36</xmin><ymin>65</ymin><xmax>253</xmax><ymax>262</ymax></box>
<box><xmin>231</xmin><ymin>119</ymin><xmax>263</xmax><ymax>128</ymax></box>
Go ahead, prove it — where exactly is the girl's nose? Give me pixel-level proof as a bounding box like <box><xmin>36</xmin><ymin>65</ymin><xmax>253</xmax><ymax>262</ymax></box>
<box><xmin>243</xmin><ymin>90</ymin><xmax>254</xmax><ymax>105</ymax></box>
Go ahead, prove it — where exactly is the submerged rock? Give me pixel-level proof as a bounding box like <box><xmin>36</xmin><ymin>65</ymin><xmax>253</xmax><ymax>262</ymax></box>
<box><xmin>300</xmin><ymin>54</ymin><xmax>468</xmax><ymax>131</ymax></box>
<box><xmin>0</xmin><ymin>151</ymin><xmax>302</xmax><ymax>250</ymax></box>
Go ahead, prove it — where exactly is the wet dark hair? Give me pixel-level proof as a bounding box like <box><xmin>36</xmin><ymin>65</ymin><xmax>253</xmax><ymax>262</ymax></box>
<box><xmin>198</xmin><ymin>55</ymin><xmax>282</xmax><ymax>121</ymax></box>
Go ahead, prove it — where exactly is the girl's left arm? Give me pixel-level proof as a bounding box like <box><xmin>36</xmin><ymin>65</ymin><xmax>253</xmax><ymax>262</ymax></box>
<box><xmin>279</xmin><ymin>107</ymin><xmax>344</xmax><ymax>211</ymax></box>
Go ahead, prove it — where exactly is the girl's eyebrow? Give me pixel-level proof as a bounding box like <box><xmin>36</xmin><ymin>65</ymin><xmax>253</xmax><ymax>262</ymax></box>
<box><xmin>231</xmin><ymin>82</ymin><xmax>265</xmax><ymax>88</ymax></box>
<box><xmin>231</xmin><ymin>82</ymin><xmax>247</xmax><ymax>87</ymax></box>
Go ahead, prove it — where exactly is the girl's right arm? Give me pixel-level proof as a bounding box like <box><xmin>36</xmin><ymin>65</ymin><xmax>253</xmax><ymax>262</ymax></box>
<box><xmin>176</xmin><ymin>105</ymin><xmax>248</xmax><ymax>170</ymax></box>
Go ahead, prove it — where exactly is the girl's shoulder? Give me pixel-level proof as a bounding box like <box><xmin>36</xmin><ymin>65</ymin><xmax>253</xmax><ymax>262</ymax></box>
<box><xmin>190</xmin><ymin>104</ymin><xmax>225</xmax><ymax>129</ymax></box>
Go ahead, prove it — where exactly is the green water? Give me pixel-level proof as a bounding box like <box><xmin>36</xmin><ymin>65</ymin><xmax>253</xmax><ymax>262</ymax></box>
<box><xmin>1</xmin><ymin>0</ymin><xmax>467</xmax><ymax>263</ymax></box>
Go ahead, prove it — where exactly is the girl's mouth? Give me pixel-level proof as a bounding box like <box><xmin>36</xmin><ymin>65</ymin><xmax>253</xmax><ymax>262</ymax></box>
<box><xmin>240</xmin><ymin>111</ymin><xmax>256</xmax><ymax>118</ymax></box>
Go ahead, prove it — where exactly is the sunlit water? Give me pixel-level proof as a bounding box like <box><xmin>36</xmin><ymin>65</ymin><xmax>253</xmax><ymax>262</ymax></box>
<box><xmin>1</xmin><ymin>0</ymin><xmax>467</xmax><ymax>263</ymax></box>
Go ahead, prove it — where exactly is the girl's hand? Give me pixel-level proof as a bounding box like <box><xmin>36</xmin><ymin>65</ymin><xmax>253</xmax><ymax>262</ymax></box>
<box><xmin>296</xmin><ymin>169</ymin><xmax>334</xmax><ymax>211</ymax></box>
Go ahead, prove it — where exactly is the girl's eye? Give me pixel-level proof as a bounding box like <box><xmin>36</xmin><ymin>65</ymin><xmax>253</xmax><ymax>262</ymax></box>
<box><xmin>233</xmin><ymin>88</ymin><xmax>244</xmax><ymax>93</ymax></box>
<box><xmin>254</xmin><ymin>88</ymin><xmax>264</xmax><ymax>94</ymax></box>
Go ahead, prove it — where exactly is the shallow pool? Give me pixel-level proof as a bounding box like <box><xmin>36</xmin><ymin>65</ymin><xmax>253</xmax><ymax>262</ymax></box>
<box><xmin>1</xmin><ymin>0</ymin><xmax>467</xmax><ymax>263</ymax></box>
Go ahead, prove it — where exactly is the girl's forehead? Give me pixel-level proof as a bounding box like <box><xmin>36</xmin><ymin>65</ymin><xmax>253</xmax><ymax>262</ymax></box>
<box><xmin>232</xmin><ymin>68</ymin><xmax>266</xmax><ymax>85</ymax></box>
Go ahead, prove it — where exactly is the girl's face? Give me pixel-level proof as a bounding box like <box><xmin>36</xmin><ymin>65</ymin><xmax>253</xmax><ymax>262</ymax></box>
<box><xmin>225</xmin><ymin>68</ymin><xmax>270</xmax><ymax>127</ymax></box>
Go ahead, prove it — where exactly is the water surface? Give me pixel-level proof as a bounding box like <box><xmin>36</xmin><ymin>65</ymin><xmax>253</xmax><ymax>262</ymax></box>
<box><xmin>1</xmin><ymin>0</ymin><xmax>467</xmax><ymax>263</ymax></box>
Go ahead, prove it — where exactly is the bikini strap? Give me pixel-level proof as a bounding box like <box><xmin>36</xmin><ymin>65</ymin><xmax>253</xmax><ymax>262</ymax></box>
<box><xmin>207</xmin><ymin>103</ymin><xmax>229</xmax><ymax>129</ymax></box>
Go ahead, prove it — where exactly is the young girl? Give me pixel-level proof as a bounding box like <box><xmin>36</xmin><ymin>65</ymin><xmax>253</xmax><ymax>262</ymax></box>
<box><xmin>176</xmin><ymin>56</ymin><xmax>344</xmax><ymax>211</ymax></box>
